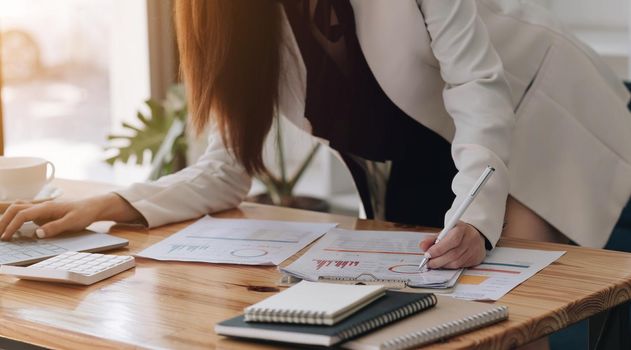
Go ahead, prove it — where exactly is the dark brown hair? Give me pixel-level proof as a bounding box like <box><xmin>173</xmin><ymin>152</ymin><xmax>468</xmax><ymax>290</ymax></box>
<box><xmin>174</xmin><ymin>0</ymin><xmax>282</xmax><ymax>174</ymax></box>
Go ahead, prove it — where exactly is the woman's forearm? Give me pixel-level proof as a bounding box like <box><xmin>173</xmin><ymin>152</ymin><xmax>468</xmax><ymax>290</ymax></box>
<box><xmin>92</xmin><ymin>193</ymin><xmax>146</xmax><ymax>225</ymax></box>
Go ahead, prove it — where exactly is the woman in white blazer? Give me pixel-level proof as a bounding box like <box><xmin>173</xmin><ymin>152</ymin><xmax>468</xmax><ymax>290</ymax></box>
<box><xmin>1</xmin><ymin>0</ymin><xmax>630</xmax><ymax>277</ymax></box>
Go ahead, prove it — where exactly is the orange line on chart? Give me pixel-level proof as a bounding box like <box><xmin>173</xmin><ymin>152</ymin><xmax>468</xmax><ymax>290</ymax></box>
<box><xmin>458</xmin><ymin>275</ymin><xmax>489</xmax><ymax>285</ymax></box>
<box><xmin>468</xmin><ymin>267</ymin><xmax>521</xmax><ymax>275</ymax></box>
<box><xmin>323</xmin><ymin>248</ymin><xmax>423</xmax><ymax>256</ymax></box>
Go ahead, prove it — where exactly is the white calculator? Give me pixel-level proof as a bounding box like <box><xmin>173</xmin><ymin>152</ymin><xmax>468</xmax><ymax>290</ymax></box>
<box><xmin>0</xmin><ymin>252</ymin><xmax>135</xmax><ymax>285</ymax></box>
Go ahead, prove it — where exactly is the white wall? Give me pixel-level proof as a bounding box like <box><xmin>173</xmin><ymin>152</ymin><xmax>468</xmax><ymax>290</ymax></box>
<box><xmin>538</xmin><ymin>0</ymin><xmax>630</xmax><ymax>79</ymax></box>
<box><xmin>533</xmin><ymin>0</ymin><xmax>628</xmax><ymax>29</ymax></box>
<box><xmin>549</xmin><ymin>0</ymin><xmax>628</xmax><ymax>29</ymax></box>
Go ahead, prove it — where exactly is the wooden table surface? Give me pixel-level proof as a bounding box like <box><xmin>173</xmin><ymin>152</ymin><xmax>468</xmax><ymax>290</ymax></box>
<box><xmin>1</xmin><ymin>179</ymin><xmax>631</xmax><ymax>349</ymax></box>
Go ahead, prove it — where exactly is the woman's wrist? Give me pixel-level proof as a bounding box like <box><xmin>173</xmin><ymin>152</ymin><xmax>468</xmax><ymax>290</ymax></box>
<box><xmin>92</xmin><ymin>193</ymin><xmax>145</xmax><ymax>224</ymax></box>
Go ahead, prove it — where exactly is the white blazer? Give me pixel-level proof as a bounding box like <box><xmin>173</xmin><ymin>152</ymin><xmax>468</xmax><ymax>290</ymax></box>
<box><xmin>117</xmin><ymin>0</ymin><xmax>631</xmax><ymax>249</ymax></box>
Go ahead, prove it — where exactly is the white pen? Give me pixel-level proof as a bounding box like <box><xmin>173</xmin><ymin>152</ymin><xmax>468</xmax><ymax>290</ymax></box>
<box><xmin>418</xmin><ymin>166</ymin><xmax>495</xmax><ymax>271</ymax></box>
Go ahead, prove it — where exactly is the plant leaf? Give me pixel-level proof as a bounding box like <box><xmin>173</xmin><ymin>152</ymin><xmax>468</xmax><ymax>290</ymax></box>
<box><xmin>121</xmin><ymin>122</ymin><xmax>143</xmax><ymax>134</ymax></box>
<box><xmin>105</xmin><ymin>97</ymin><xmax>177</xmax><ymax>166</ymax></box>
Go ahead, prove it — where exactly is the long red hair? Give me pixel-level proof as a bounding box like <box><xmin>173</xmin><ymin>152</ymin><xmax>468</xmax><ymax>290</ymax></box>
<box><xmin>174</xmin><ymin>0</ymin><xmax>282</xmax><ymax>174</ymax></box>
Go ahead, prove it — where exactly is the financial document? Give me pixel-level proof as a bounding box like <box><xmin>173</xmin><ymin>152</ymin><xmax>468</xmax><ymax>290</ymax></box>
<box><xmin>136</xmin><ymin>216</ymin><xmax>337</xmax><ymax>265</ymax></box>
<box><xmin>281</xmin><ymin>228</ymin><xmax>462</xmax><ymax>289</ymax></box>
<box><xmin>450</xmin><ymin>247</ymin><xmax>565</xmax><ymax>301</ymax></box>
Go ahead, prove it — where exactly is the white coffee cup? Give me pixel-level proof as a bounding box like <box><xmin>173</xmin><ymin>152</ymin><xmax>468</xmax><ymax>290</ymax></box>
<box><xmin>0</xmin><ymin>157</ymin><xmax>55</xmax><ymax>201</ymax></box>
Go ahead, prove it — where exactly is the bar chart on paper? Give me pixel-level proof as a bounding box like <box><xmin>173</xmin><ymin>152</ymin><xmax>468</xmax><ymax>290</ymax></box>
<box><xmin>281</xmin><ymin>228</ymin><xmax>463</xmax><ymax>288</ymax></box>
<box><xmin>136</xmin><ymin>216</ymin><xmax>337</xmax><ymax>265</ymax></box>
<box><xmin>314</xmin><ymin>259</ymin><xmax>360</xmax><ymax>270</ymax></box>
<box><xmin>451</xmin><ymin>247</ymin><xmax>565</xmax><ymax>300</ymax></box>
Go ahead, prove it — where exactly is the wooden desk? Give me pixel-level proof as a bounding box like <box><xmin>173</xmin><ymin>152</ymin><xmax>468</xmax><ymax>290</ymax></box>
<box><xmin>0</xmin><ymin>179</ymin><xmax>630</xmax><ymax>349</ymax></box>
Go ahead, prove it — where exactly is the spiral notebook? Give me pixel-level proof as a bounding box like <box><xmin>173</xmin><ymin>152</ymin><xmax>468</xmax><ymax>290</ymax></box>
<box><xmin>215</xmin><ymin>291</ymin><xmax>437</xmax><ymax>347</ymax></box>
<box><xmin>344</xmin><ymin>296</ymin><xmax>508</xmax><ymax>350</ymax></box>
<box><xmin>244</xmin><ymin>281</ymin><xmax>386</xmax><ymax>325</ymax></box>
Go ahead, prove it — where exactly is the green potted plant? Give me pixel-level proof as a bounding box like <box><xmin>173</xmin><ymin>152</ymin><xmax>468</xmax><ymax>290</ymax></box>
<box><xmin>105</xmin><ymin>84</ymin><xmax>188</xmax><ymax>180</ymax></box>
<box><xmin>249</xmin><ymin>119</ymin><xmax>328</xmax><ymax>212</ymax></box>
<box><xmin>106</xmin><ymin>85</ymin><xmax>328</xmax><ymax>211</ymax></box>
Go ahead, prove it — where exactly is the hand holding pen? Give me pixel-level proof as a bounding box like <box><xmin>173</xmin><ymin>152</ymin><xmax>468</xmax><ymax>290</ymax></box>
<box><xmin>418</xmin><ymin>166</ymin><xmax>495</xmax><ymax>271</ymax></box>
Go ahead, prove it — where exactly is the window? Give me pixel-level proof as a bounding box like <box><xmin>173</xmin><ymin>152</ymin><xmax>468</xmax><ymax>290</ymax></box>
<box><xmin>0</xmin><ymin>0</ymin><xmax>116</xmax><ymax>181</ymax></box>
<box><xmin>0</xmin><ymin>0</ymin><xmax>163</xmax><ymax>185</ymax></box>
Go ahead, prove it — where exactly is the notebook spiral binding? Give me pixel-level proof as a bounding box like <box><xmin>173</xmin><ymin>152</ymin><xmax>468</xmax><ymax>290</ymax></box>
<box><xmin>336</xmin><ymin>293</ymin><xmax>437</xmax><ymax>341</ymax></box>
<box><xmin>245</xmin><ymin>308</ymin><xmax>331</xmax><ymax>324</ymax></box>
<box><xmin>381</xmin><ymin>305</ymin><xmax>509</xmax><ymax>350</ymax></box>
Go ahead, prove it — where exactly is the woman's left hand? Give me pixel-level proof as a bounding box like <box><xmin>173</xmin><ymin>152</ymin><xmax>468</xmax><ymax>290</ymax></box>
<box><xmin>419</xmin><ymin>222</ymin><xmax>486</xmax><ymax>269</ymax></box>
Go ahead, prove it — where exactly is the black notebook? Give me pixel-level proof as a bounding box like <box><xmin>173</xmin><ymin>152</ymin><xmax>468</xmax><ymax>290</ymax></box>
<box><xmin>215</xmin><ymin>291</ymin><xmax>437</xmax><ymax>347</ymax></box>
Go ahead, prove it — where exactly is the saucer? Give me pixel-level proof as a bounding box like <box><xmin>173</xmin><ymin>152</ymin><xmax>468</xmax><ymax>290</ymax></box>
<box><xmin>0</xmin><ymin>186</ymin><xmax>64</xmax><ymax>213</ymax></box>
